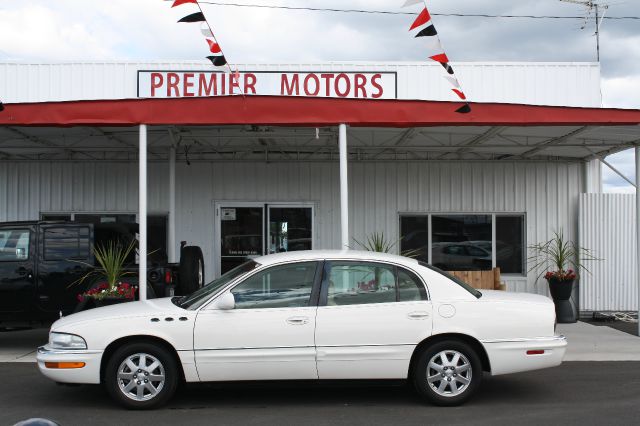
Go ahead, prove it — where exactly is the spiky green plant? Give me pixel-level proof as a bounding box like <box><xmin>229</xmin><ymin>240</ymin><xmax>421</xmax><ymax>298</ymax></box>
<box><xmin>352</xmin><ymin>232</ymin><xmax>421</xmax><ymax>258</ymax></box>
<box><xmin>528</xmin><ymin>229</ymin><xmax>600</xmax><ymax>283</ymax></box>
<box><xmin>72</xmin><ymin>240</ymin><xmax>136</xmax><ymax>291</ymax></box>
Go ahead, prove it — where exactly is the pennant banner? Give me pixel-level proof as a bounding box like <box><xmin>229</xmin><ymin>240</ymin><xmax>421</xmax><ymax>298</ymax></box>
<box><xmin>171</xmin><ymin>0</ymin><xmax>237</xmax><ymax>91</ymax></box>
<box><xmin>404</xmin><ymin>0</ymin><xmax>471</xmax><ymax>113</ymax></box>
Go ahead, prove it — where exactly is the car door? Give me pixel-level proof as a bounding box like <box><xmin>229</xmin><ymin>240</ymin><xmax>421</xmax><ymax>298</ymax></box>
<box><xmin>315</xmin><ymin>260</ymin><xmax>432</xmax><ymax>379</ymax></box>
<box><xmin>0</xmin><ymin>226</ymin><xmax>36</xmax><ymax>315</ymax></box>
<box><xmin>193</xmin><ymin>261</ymin><xmax>322</xmax><ymax>382</ymax></box>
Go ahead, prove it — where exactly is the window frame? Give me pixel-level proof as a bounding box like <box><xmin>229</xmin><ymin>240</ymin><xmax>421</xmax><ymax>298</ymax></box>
<box><xmin>399</xmin><ymin>212</ymin><xmax>527</xmax><ymax>277</ymax></box>
<box><xmin>319</xmin><ymin>260</ymin><xmax>430</xmax><ymax>307</ymax></box>
<box><xmin>228</xmin><ymin>260</ymin><xmax>324</xmax><ymax>310</ymax></box>
<box><xmin>0</xmin><ymin>228</ymin><xmax>32</xmax><ymax>262</ymax></box>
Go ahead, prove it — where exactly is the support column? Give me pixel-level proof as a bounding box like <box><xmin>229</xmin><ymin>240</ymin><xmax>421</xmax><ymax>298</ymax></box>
<box><xmin>168</xmin><ymin>146</ymin><xmax>177</xmax><ymax>263</ymax></box>
<box><xmin>139</xmin><ymin>124</ymin><xmax>148</xmax><ymax>301</ymax></box>
<box><xmin>339</xmin><ymin>124</ymin><xmax>349</xmax><ymax>250</ymax></box>
<box><xmin>636</xmin><ymin>146</ymin><xmax>640</xmax><ymax>336</ymax></box>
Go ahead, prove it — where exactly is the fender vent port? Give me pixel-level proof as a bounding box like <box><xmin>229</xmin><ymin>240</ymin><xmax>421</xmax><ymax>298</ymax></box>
<box><xmin>150</xmin><ymin>318</ymin><xmax>160</xmax><ymax>322</ymax></box>
<box><xmin>165</xmin><ymin>317</ymin><xmax>174</xmax><ymax>322</ymax></box>
<box><xmin>179</xmin><ymin>317</ymin><xmax>188</xmax><ymax>322</ymax></box>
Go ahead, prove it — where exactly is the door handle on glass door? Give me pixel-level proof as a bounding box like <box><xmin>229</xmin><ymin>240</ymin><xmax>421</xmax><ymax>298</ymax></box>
<box><xmin>286</xmin><ymin>317</ymin><xmax>309</xmax><ymax>325</ymax></box>
<box><xmin>408</xmin><ymin>312</ymin><xmax>430</xmax><ymax>320</ymax></box>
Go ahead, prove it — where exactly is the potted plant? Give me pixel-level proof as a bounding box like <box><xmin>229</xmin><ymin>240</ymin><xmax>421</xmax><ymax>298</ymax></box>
<box><xmin>75</xmin><ymin>240</ymin><xmax>137</xmax><ymax>308</ymax></box>
<box><xmin>528</xmin><ymin>229</ymin><xmax>599</xmax><ymax>323</ymax></box>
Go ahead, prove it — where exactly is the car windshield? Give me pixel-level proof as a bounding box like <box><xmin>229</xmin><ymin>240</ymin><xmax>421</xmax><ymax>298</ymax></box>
<box><xmin>177</xmin><ymin>260</ymin><xmax>260</xmax><ymax>310</ymax></box>
<box><xmin>419</xmin><ymin>261</ymin><xmax>482</xmax><ymax>299</ymax></box>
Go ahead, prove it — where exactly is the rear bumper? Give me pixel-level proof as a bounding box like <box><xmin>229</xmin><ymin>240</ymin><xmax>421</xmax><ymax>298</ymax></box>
<box><xmin>482</xmin><ymin>335</ymin><xmax>567</xmax><ymax>376</ymax></box>
<box><xmin>36</xmin><ymin>345</ymin><xmax>103</xmax><ymax>384</ymax></box>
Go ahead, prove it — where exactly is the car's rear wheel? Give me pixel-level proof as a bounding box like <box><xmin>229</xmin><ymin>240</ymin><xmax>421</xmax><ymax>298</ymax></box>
<box><xmin>105</xmin><ymin>342</ymin><xmax>178</xmax><ymax>409</ymax></box>
<box><xmin>412</xmin><ymin>340</ymin><xmax>482</xmax><ymax>406</ymax></box>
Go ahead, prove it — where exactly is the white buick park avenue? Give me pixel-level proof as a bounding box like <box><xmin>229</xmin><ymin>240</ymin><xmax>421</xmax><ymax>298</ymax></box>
<box><xmin>37</xmin><ymin>250</ymin><xmax>567</xmax><ymax>409</ymax></box>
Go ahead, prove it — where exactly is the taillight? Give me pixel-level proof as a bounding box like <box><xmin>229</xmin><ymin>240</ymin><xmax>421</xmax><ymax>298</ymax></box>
<box><xmin>527</xmin><ymin>350</ymin><xmax>545</xmax><ymax>355</ymax></box>
<box><xmin>165</xmin><ymin>270</ymin><xmax>172</xmax><ymax>284</ymax></box>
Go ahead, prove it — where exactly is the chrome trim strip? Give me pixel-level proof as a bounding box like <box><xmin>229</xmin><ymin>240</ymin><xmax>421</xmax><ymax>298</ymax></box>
<box><xmin>480</xmin><ymin>335</ymin><xmax>566</xmax><ymax>344</ymax></box>
<box><xmin>37</xmin><ymin>346</ymin><xmax>103</xmax><ymax>356</ymax></box>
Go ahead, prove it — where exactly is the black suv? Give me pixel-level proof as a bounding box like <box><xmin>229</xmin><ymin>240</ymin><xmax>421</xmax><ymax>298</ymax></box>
<box><xmin>0</xmin><ymin>221</ymin><xmax>204</xmax><ymax>329</ymax></box>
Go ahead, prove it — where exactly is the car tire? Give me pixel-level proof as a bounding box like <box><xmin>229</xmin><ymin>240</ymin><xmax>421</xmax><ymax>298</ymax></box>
<box><xmin>412</xmin><ymin>340</ymin><xmax>482</xmax><ymax>406</ymax></box>
<box><xmin>178</xmin><ymin>246</ymin><xmax>205</xmax><ymax>295</ymax></box>
<box><xmin>105</xmin><ymin>342</ymin><xmax>179</xmax><ymax>410</ymax></box>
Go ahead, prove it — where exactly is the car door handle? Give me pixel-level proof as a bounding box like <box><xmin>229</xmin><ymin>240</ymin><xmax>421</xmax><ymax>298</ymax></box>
<box><xmin>408</xmin><ymin>312</ymin><xmax>430</xmax><ymax>320</ymax></box>
<box><xmin>16</xmin><ymin>267</ymin><xmax>33</xmax><ymax>279</ymax></box>
<box><xmin>286</xmin><ymin>316</ymin><xmax>309</xmax><ymax>325</ymax></box>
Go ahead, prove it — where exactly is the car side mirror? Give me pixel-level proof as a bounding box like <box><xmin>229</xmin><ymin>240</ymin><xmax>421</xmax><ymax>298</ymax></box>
<box><xmin>214</xmin><ymin>292</ymin><xmax>235</xmax><ymax>310</ymax></box>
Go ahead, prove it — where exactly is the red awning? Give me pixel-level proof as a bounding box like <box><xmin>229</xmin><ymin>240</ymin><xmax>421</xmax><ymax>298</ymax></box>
<box><xmin>1</xmin><ymin>96</ymin><xmax>640</xmax><ymax>127</ymax></box>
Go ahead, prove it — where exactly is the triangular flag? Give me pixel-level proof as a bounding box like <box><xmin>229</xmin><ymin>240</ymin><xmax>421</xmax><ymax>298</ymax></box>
<box><xmin>206</xmin><ymin>39</ymin><xmax>222</xmax><ymax>54</ymax></box>
<box><xmin>172</xmin><ymin>0</ymin><xmax>197</xmax><ymax>7</ymax></box>
<box><xmin>443</xmin><ymin>75</ymin><xmax>461</xmax><ymax>89</ymax></box>
<box><xmin>409</xmin><ymin>8</ymin><xmax>431</xmax><ymax>31</ymax></box>
<box><xmin>200</xmin><ymin>24</ymin><xmax>213</xmax><ymax>38</ymax></box>
<box><xmin>430</xmin><ymin>53</ymin><xmax>449</xmax><ymax>63</ymax></box>
<box><xmin>178</xmin><ymin>12</ymin><xmax>205</xmax><ymax>23</ymax></box>
<box><xmin>452</xmin><ymin>89</ymin><xmax>467</xmax><ymax>100</ymax></box>
<box><xmin>402</xmin><ymin>0</ymin><xmax>423</xmax><ymax>7</ymax></box>
<box><xmin>456</xmin><ymin>104</ymin><xmax>472</xmax><ymax>114</ymax></box>
<box><xmin>0</xmin><ymin>102</ymin><xmax>4</xmax><ymax>112</ymax></box>
<box><xmin>415</xmin><ymin>25</ymin><xmax>437</xmax><ymax>38</ymax></box>
<box><xmin>441</xmin><ymin>62</ymin><xmax>455</xmax><ymax>75</ymax></box>
<box><xmin>423</xmin><ymin>37</ymin><xmax>443</xmax><ymax>51</ymax></box>
<box><xmin>206</xmin><ymin>56</ymin><xmax>227</xmax><ymax>67</ymax></box>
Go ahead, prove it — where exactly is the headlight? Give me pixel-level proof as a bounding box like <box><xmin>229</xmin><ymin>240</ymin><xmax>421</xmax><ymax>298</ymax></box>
<box><xmin>49</xmin><ymin>332</ymin><xmax>87</xmax><ymax>350</ymax></box>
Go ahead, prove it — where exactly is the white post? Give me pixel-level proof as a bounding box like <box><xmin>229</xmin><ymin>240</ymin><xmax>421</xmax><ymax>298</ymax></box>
<box><xmin>168</xmin><ymin>146</ymin><xmax>177</xmax><ymax>263</ymax></box>
<box><xmin>139</xmin><ymin>124</ymin><xmax>148</xmax><ymax>301</ymax></box>
<box><xmin>636</xmin><ymin>146</ymin><xmax>640</xmax><ymax>336</ymax></box>
<box><xmin>339</xmin><ymin>124</ymin><xmax>349</xmax><ymax>250</ymax></box>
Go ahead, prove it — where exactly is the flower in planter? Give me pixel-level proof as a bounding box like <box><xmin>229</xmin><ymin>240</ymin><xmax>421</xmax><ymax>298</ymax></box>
<box><xmin>78</xmin><ymin>281</ymin><xmax>136</xmax><ymax>302</ymax></box>
<box><xmin>544</xmin><ymin>270</ymin><xmax>577</xmax><ymax>282</ymax></box>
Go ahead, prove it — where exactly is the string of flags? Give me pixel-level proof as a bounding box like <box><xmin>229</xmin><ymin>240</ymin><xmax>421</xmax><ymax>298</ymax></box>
<box><xmin>403</xmin><ymin>0</ymin><xmax>471</xmax><ymax>114</ymax></box>
<box><xmin>170</xmin><ymin>0</ymin><xmax>235</xmax><ymax>75</ymax></box>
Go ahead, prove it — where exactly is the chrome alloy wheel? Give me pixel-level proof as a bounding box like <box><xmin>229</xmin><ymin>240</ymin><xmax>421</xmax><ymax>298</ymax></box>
<box><xmin>426</xmin><ymin>350</ymin><xmax>472</xmax><ymax>397</ymax></box>
<box><xmin>117</xmin><ymin>353</ymin><xmax>166</xmax><ymax>402</ymax></box>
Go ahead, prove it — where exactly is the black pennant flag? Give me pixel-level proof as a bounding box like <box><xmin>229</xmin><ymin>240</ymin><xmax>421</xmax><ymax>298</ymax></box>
<box><xmin>0</xmin><ymin>102</ymin><xmax>4</xmax><ymax>112</ymax></box>
<box><xmin>415</xmin><ymin>25</ymin><xmax>437</xmax><ymax>38</ymax></box>
<box><xmin>178</xmin><ymin>12</ymin><xmax>206</xmax><ymax>23</ymax></box>
<box><xmin>455</xmin><ymin>104</ymin><xmax>472</xmax><ymax>114</ymax></box>
<box><xmin>441</xmin><ymin>62</ymin><xmax>455</xmax><ymax>75</ymax></box>
<box><xmin>206</xmin><ymin>55</ymin><xmax>228</xmax><ymax>67</ymax></box>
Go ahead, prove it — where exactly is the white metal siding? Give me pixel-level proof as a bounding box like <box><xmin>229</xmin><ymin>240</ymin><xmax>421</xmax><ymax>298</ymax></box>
<box><xmin>0</xmin><ymin>61</ymin><xmax>601</xmax><ymax>107</ymax></box>
<box><xmin>0</xmin><ymin>160</ymin><xmax>583</xmax><ymax>293</ymax></box>
<box><xmin>579</xmin><ymin>194</ymin><xmax>637</xmax><ymax>311</ymax></box>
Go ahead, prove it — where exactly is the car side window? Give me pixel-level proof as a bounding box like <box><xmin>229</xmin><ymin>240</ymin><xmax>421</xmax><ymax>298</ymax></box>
<box><xmin>397</xmin><ymin>268</ymin><xmax>428</xmax><ymax>302</ymax></box>
<box><xmin>231</xmin><ymin>262</ymin><xmax>318</xmax><ymax>309</ymax></box>
<box><xmin>326</xmin><ymin>262</ymin><xmax>396</xmax><ymax>306</ymax></box>
<box><xmin>43</xmin><ymin>227</ymin><xmax>91</xmax><ymax>261</ymax></box>
<box><xmin>0</xmin><ymin>229</ymin><xmax>30</xmax><ymax>261</ymax></box>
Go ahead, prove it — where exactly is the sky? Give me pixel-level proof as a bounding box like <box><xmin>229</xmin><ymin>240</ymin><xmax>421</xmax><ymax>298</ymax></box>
<box><xmin>0</xmin><ymin>0</ymin><xmax>638</xmax><ymax>192</ymax></box>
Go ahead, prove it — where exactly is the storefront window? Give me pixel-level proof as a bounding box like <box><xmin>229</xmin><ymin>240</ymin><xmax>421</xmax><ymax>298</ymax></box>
<box><xmin>400</xmin><ymin>214</ymin><xmax>525</xmax><ymax>274</ymax></box>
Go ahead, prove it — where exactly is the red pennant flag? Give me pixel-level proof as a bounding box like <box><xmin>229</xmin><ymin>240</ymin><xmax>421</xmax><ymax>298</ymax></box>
<box><xmin>429</xmin><ymin>53</ymin><xmax>449</xmax><ymax>63</ymax></box>
<box><xmin>409</xmin><ymin>8</ymin><xmax>432</xmax><ymax>31</ymax></box>
<box><xmin>452</xmin><ymin>89</ymin><xmax>467</xmax><ymax>100</ymax></box>
<box><xmin>206</xmin><ymin>39</ymin><xmax>222</xmax><ymax>53</ymax></box>
<box><xmin>172</xmin><ymin>0</ymin><xmax>198</xmax><ymax>7</ymax></box>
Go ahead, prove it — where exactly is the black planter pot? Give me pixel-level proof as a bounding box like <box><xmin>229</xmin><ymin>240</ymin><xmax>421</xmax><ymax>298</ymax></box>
<box><xmin>94</xmin><ymin>297</ymin><xmax>133</xmax><ymax>308</ymax></box>
<box><xmin>547</xmin><ymin>278</ymin><xmax>577</xmax><ymax>323</ymax></box>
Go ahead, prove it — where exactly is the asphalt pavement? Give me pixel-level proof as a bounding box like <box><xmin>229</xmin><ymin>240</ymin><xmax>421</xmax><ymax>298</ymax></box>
<box><xmin>1</xmin><ymin>362</ymin><xmax>639</xmax><ymax>426</ymax></box>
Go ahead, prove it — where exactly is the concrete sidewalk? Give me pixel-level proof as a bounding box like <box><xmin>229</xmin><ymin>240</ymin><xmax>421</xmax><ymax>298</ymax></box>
<box><xmin>1</xmin><ymin>322</ymin><xmax>638</xmax><ymax>363</ymax></box>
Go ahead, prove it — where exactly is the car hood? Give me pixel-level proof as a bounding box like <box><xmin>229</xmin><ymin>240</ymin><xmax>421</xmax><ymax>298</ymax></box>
<box><xmin>52</xmin><ymin>297</ymin><xmax>185</xmax><ymax>331</ymax></box>
<box><xmin>478</xmin><ymin>289</ymin><xmax>552</xmax><ymax>305</ymax></box>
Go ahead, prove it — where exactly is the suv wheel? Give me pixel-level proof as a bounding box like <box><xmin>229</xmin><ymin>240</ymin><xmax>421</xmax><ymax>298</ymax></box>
<box><xmin>412</xmin><ymin>340</ymin><xmax>482</xmax><ymax>406</ymax></box>
<box><xmin>105</xmin><ymin>342</ymin><xmax>178</xmax><ymax>409</ymax></box>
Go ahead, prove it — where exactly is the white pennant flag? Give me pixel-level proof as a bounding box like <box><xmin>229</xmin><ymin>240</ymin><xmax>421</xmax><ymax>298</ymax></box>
<box><xmin>200</xmin><ymin>23</ymin><xmax>213</xmax><ymax>37</ymax></box>
<box><xmin>443</xmin><ymin>75</ymin><xmax>461</xmax><ymax>89</ymax></box>
<box><xmin>423</xmin><ymin>37</ymin><xmax>443</xmax><ymax>51</ymax></box>
<box><xmin>402</xmin><ymin>0</ymin><xmax>423</xmax><ymax>7</ymax></box>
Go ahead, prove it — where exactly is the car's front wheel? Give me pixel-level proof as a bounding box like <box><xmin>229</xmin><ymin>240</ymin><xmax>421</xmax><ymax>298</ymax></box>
<box><xmin>105</xmin><ymin>342</ymin><xmax>178</xmax><ymax>409</ymax></box>
<box><xmin>412</xmin><ymin>340</ymin><xmax>482</xmax><ymax>406</ymax></box>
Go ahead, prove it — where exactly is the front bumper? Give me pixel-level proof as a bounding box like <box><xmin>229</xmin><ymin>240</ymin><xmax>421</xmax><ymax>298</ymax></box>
<box><xmin>482</xmin><ymin>335</ymin><xmax>568</xmax><ymax>376</ymax></box>
<box><xmin>37</xmin><ymin>345</ymin><xmax>103</xmax><ymax>384</ymax></box>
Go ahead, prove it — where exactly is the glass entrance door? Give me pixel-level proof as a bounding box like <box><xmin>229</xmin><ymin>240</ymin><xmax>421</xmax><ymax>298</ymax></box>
<box><xmin>218</xmin><ymin>204</ymin><xmax>313</xmax><ymax>275</ymax></box>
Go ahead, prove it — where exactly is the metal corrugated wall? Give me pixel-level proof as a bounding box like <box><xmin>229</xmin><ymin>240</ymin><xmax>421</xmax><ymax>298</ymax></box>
<box><xmin>580</xmin><ymin>194</ymin><xmax>637</xmax><ymax>311</ymax></box>
<box><xmin>0</xmin><ymin>61</ymin><xmax>602</xmax><ymax>107</ymax></box>
<box><xmin>0</xmin><ymin>160</ymin><xmax>584</xmax><ymax>293</ymax></box>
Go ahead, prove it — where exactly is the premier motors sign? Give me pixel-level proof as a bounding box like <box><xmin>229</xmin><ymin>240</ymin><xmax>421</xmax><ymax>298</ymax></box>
<box><xmin>138</xmin><ymin>71</ymin><xmax>397</xmax><ymax>99</ymax></box>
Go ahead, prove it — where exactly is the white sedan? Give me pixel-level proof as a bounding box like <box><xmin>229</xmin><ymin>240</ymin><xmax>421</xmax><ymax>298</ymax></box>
<box><xmin>37</xmin><ymin>250</ymin><xmax>567</xmax><ymax>409</ymax></box>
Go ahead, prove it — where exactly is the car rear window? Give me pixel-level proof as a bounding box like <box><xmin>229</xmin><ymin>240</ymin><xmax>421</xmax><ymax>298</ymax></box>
<box><xmin>419</xmin><ymin>261</ymin><xmax>482</xmax><ymax>299</ymax></box>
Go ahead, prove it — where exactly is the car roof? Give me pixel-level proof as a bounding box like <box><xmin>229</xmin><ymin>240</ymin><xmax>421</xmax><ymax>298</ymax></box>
<box><xmin>254</xmin><ymin>250</ymin><xmax>420</xmax><ymax>267</ymax></box>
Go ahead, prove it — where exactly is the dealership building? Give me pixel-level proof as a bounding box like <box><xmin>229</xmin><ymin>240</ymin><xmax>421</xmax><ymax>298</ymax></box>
<box><xmin>1</xmin><ymin>60</ymin><xmax>639</xmax><ymax>314</ymax></box>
